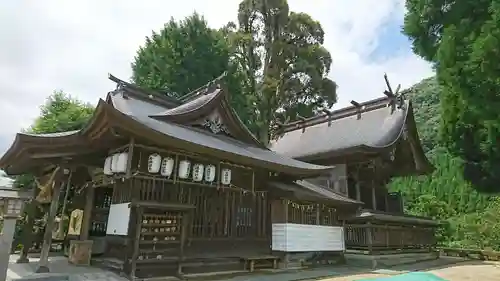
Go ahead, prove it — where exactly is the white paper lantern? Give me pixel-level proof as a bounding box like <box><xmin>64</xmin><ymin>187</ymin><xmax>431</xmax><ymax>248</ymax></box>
<box><xmin>221</xmin><ymin>168</ymin><xmax>232</xmax><ymax>185</ymax></box>
<box><xmin>160</xmin><ymin>157</ymin><xmax>175</xmax><ymax>177</ymax></box>
<box><xmin>148</xmin><ymin>154</ymin><xmax>162</xmax><ymax>173</ymax></box>
<box><xmin>204</xmin><ymin>165</ymin><xmax>216</xmax><ymax>182</ymax></box>
<box><xmin>178</xmin><ymin>160</ymin><xmax>191</xmax><ymax>179</ymax></box>
<box><xmin>112</xmin><ymin>152</ymin><xmax>128</xmax><ymax>173</ymax></box>
<box><xmin>103</xmin><ymin>156</ymin><xmax>113</xmax><ymax>175</ymax></box>
<box><xmin>192</xmin><ymin>164</ymin><xmax>204</xmax><ymax>182</ymax></box>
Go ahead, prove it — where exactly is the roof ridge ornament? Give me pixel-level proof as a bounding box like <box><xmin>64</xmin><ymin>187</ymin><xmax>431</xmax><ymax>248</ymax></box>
<box><xmin>179</xmin><ymin>71</ymin><xmax>228</xmax><ymax>102</ymax></box>
<box><xmin>383</xmin><ymin>73</ymin><xmax>405</xmax><ymax>113</ymax></box>
<box><xmin>297</xmin><ymin>114</ymin><xmax>307</xmax><ymax>133</ymax></box>
<box><xmin>350</xmin><ymin>100</ymin><xmax>363</xmax><ymax>120</ymax></box>
<box><xmin>321</xmin><ymin>108</ymin><xmax>333</xmax><ymax>127</ymax></box>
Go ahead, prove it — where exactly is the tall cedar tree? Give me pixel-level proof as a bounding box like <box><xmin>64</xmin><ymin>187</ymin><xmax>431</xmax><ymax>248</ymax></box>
<box><xmin>403</xmin><ymin>0</ymin><xmax>500</xmax><ymax>193</ymax></box>
<box><xmin>225</xmin><ymin>0</ymin><xmax>337</xmax><ymax>143</ymax></box>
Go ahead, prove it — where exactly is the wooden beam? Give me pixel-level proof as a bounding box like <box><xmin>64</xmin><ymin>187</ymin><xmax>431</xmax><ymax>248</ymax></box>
<box><xmin>371</xmin><ymin>181</ymin><xmax>377</xmax><ymax>211</ymax></box>
<box><xmin>30</xmin><ymin>149</ymin><xmax>99</xmax><ymax>159</ymax></box>
<box><xmin>350</xmin><ymin>100</ymin><xmax>361</xmax><ymax>107</ymax></box>
<box><xmin>297</xmin><ymin>114</ymin><xmax>307</xmax><ymax>121</ymax></box>
<box><xmin>282</xmin><ymin>97</ymin><xmax>389</xmax><ymax>133</ymax></box>
<box><xmin>80</xmin><ymin>186</ymin><xmax>95</xmax><ymax>241</ymax></box>
<box><xmin>36</xmin><ymin>172</ymin><xmax>65</xmax><ymax>273</ymax></box>
<box><xmin>54</xmin><ymin>170</ymin><xmax>73</xmax><ymax>240</ymax></box>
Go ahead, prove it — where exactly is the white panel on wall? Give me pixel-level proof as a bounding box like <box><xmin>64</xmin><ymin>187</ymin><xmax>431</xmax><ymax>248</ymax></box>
<box><xmin>272</xmin><ymin>223</ymin><xmax>345</xmax><ymax>252</ymax></box>
<box><xmin>106</xmin><ymin>202</ymin><xmax>131</xmax><ymax>235</ymax></box>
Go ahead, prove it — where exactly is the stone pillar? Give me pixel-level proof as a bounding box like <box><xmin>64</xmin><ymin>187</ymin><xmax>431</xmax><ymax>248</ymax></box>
<box><xmin>0</xmin><ymin>219</ymin><xmax>17</xmax><ymax>281</ymax></box>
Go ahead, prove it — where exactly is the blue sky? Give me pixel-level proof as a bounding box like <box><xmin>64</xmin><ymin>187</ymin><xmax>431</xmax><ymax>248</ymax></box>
<box><xmin>371</xmin><ymin>19</ymin><xmax>414</xmax><ymax>62</ymax></box>
<box><xmin>0</xmin><ymin>0</ymin><xmax>434</xmax><ymax>162</ymax></box>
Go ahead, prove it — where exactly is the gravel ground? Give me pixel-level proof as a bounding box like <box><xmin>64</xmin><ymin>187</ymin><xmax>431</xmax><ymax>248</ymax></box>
<box><xmin>320</xmin><ymin>260</ymin><xmax>500</xmax><ymax>281</ymax></box>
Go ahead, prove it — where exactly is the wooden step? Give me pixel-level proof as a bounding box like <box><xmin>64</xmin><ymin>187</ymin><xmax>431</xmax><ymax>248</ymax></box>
<box><xmin>91</xmin><ymin>257</ymin><xmax>124</xmax><ymax>273</ymax></box>
<box><xmin>182</xmin><ymin>257</ymin><xmax>243</xmax><ymax>274</ymax></box>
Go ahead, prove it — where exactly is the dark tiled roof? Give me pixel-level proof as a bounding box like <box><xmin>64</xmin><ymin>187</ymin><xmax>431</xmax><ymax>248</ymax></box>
<box><xmin>108</xmin><ymin>74</ymin><xmax>180</xmax><ymax>108</ymax></box>
<box><xmin>150</xmin><ymin>88</ymin><xmax>221</xmax><ymax>117</ymax></box>
<box><xmin>129</xmin><ymin>114</ymin><xmax>333</xmax><ymax>174</ymax></box>
<box><xmin>108</xmin><ymin>91</ymin><xmax>169</xmax><ymax>117</ymax></box>
<box><xmin>348</xmin><ymin>210</ymin><xmax>441</xmax><ymax>226</ymax></box>
<box><xmin>268</xmin><ymin>180</ymin><xmax>363</xmax><ymax>206</ymax></box>
<box><xmin>270</xmin><ymin>98</ymin><xmax>409</xmax><ymax>160</ymax></box>
<box><xmin>109</xmin><ymin>93</ymin><xmax>333</xmax><ymax>175</ymax></box>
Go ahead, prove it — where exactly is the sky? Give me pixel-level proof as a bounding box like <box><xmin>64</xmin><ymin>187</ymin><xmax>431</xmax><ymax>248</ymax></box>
<box><xmin>0</xmin><ymin>0</ymin><xmax>434</xmax><ymax>157</ymax></box>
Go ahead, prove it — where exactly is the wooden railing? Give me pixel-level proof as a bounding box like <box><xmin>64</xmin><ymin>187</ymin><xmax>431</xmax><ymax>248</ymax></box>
<box><xmin>345</xmin><ymin>223</ymin><xmax>436</xmax><ymax>253</ymax></box>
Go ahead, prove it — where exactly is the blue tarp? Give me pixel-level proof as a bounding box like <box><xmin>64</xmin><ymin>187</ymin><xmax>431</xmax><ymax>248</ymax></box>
<box><xmin>356</xmin><ymin>272</ymin><xmax>448</xmax><ymax>281</ymax></box>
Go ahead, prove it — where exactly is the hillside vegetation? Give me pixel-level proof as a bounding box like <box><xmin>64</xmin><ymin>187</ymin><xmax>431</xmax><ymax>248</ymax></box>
<box><xmin>389</xmin><ymin>78</ymin><xmax>500</xmax><ymax>250</ymax></box>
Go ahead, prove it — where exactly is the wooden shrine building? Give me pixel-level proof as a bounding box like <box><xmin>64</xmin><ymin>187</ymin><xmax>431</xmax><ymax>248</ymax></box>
<box><xmin>271</xmin><ymin>90</ymin><xmax>440</xmax><ymax>261</ymax></box>
<box><xmin>0</xmin><ymin>74</ymin><xmax>363</xmax><ymax>280</ymax></box>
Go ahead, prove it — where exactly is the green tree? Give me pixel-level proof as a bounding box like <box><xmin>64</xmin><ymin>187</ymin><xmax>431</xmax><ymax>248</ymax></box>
<box><xmin>29</xmin><ymin>90</ymin><xmax>94</xmax><ymax>134</ymax></box>
<box><xmin>403</xmin><ymin>0</ymin><xmax>500</xmax><ymax>193</ymax></box>
<box><xmin>13</xmin><ymin>90</ymin><xmax>94</xmax><ymax>188</ymax></box>
<box><xmin>131</xmin><ymin>13</ymin><xmax>231</xmax><ymax>98</ymax></box>
<box><xmin>131</xmin><ymin>13</ymin><xmax>256</xmax><ymax>133</ymax></box>
<box><xmin>132</xmin><ymin>2</ymin><xmax>338</xmax><ymax>144</ymax></box>
<box><xmin>389</xmin><ymin>77</ymin><xmax>497</xmax><ymax>249</ymax></box>
<box><xmin>225</xmin><ymin>0</ymin><xmax>337</xmax><ymax>143</ymax></box>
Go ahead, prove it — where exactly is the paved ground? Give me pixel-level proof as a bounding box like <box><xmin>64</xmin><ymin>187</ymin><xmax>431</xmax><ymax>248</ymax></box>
<box><xmin>7</xmin><ymin>255</ymin><xmax>126</xmax><ymax>281</ymax></box>
<box><xmin>319</xmin><ymin>259</ymin><xmax>500</xmax><ymax>281</ymax></box>
<box><xmin>6</xmin><ymin>255</ymin><xmax>500</xmax><ymax>281</ymax></box>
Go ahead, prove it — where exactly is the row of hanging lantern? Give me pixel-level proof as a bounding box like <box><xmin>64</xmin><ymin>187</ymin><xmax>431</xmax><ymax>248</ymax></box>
<box><xmin>103</xmin><ymin>152</ymin><xmax>129</xmax><ymax>175</ymax></box>
<box><xmin>146</xmin><ymin>154</ymin><xmax>232</xmax><ymax>185</ymax></box>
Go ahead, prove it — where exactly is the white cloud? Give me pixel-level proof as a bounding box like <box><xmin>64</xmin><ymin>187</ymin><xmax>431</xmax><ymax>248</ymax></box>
<box><xmin>0</xmin><ymin>0</ymin><xmax>433</xmax><ymax>153</ymax></box>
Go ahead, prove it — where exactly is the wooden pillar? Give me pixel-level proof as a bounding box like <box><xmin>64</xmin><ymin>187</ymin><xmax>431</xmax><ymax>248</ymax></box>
<box><xmin>366</xmin><ymin>222</ymin><xmax>373</xmax><ymax>254</ymax></box>
<box><xmin>355</xmin><ymin>181</ymin><xmax>361</xmax><ymax>201</ymax></box>
<box><xmin>371</xmin><ymin>183</ymin><xmax>377</xmax><ymax>211</ymax></box>
<box><xmin>315</xmin><ymin>204</ymin><xmax>320</xmax><ymax>225</ymax></box>
<box><xmin>80</xmin><ymin>186</ymin><xmax>95</xmax><ymax>241</ymax></box>
<box><xmin>384</xmin><ymin>193</ymin><xmax>389</xmax><ymax>212</ymax></box>
<box><xmin>282</xmin><ymin>200</ymin><xmax>290</xmax><ymax>268</ymax></box>
<box><xmin>36</xmin><ymin>180</ymin><xmax>64</xmax><ymax>273</ymax></box>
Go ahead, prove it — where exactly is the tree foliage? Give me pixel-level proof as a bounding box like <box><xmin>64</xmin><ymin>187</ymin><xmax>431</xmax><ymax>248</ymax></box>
<box><xmin>29</xmin><ymin>90</ymin><xmax>95</xmax><ymax>134</ymax></box>
<box><xmin>403</xmin><ymin>0</ymin><xmax>500</xmax><ymax>193</ymax></box>
<box><xmin>13</xmin><ymin>91</ymin><xmax>94</xmax><ymax>188</ymax></box>
<box><xmin>131</xmin><ymin>13</ymin><xmax>231</xmax><ymax>98</ymax></box>
<box><xmin>131</xmin><ymin>13</ymin><xmax>255</xmax><ymax>133</ymax></box>
<box><xmin>389</xmin><ymin>78</ymin><xmax>499</xmax><ymax>250</ymax></box>
<box><xmin>225</xmin><ymin>0</ymin><xmax>337</xmax><ymax>143</ymax></box>
<box><xmin>131</xmin><ymin>1</ymin><xmax>338</xmax><ymax>144</ymax></box>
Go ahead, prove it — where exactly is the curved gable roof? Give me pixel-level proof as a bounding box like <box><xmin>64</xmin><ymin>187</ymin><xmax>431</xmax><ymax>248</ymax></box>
<box><xmin>149</xmin><ymin>74</ymin><xmax>265</xmax><ymax>148</ymax></box>
<box><xmin>1</xmin><ymin>98</ymin><xmax>334</xmax><ymax>177</ymax></box>
<box><xmin>271</xmin><ymin>96</ymin><xmax>433</xmax><ymax>175</ymax></box>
